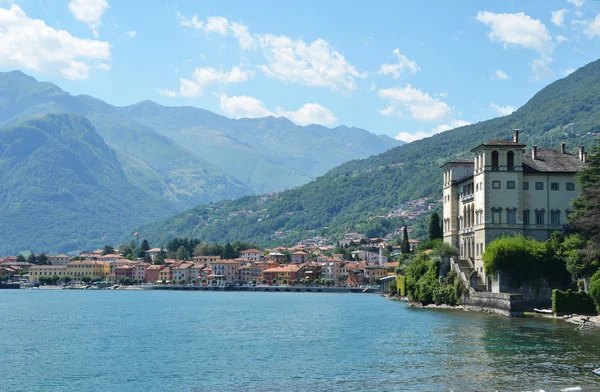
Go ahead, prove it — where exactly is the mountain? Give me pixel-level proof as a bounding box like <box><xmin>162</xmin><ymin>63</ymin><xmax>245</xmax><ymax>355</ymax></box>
<box><xmin>120</xmin><ymin>101</ymin><xmax>403</xmax><ymax>193</ymax></box>
<box><xmin>0</xmin><ymin>71</ymin><xmax>251</xmax><ymax>209</ymax></box>
<box><xmin>141</xmin><ymin>58</ymin><xmax>600</xmax><ymax>247</ymax></box>
<box><xmin>0</xmin><ymin>113</ymin><xmax>176</xmax><ymax>254</ymax></box>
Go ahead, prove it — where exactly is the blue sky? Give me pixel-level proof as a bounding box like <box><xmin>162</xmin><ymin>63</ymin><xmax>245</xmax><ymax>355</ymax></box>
<box><xmin>1</xmin><ymin>0</ymin><xmax>600</xmax><ymax>141</ymax></box>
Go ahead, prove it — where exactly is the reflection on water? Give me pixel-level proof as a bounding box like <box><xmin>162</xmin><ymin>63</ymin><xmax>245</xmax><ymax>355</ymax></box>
<box><xmin>0</xmin><ymin>290</ymin><xmax>599</xmax><ymax>392</ymax></box>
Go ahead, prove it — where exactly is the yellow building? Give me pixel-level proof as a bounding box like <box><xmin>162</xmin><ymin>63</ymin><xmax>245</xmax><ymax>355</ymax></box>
<box><xmin>65</xmin><ymin>260</ymin><xmax>110</xmax><ymax>280</ymax></box>
<box><xmin>29</xmin><ymin>265</ymin><xmax>67</xmax><ymax>283</ymax></box>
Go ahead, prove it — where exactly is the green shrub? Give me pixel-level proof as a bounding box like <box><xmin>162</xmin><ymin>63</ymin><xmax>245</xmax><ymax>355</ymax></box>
<box><xmin>552</xmin><ymin>289</ymin><xmax>597</xmax><ymax>315</ymax></box>
<box><xmin>433</xmin><ymin>284</ymin><xmax>456</xmax><ymax>306</ymax></box>
<box><xmin>388</xmin><ymin>279</ymin><xmax>397</xmax><ymax>295</ymax></box>
<box><xmin>397</xmin><ymin>275</ymin><xmax>406</xmax><ymax>297</ymax></box>
<box><xmin>590</xmin><ymin>271</ymin><xmax>600</xmax><ymax>312</ymax></box>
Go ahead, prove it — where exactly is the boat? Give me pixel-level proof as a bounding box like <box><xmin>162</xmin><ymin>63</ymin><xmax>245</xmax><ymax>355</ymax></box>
<box><xmin>593</xmin><ymin>368</ymin><xmax>600</xmax><ymax>376</ymax></box>
<box><xmin>533</xmin><ymin>308</ymin><xmax>553</xmax><ymax>314</ymax></box>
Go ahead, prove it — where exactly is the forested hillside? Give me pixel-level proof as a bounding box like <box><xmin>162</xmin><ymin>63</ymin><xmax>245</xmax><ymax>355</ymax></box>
<box><xmin>142</xmin><ymin>58</ymin><xmax>600</xmax><ymax>247</ymax></box>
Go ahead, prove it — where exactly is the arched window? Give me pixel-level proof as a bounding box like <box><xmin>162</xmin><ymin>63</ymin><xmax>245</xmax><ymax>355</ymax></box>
<box><xmin>491</xmin><ymin>151</ymin><xmax>499</xmax><ymax>171</ymax></box>
<box><xmin>507</xmin><ymin>151</ymin><xmax>515</xmax><ymax>171</ymax></box>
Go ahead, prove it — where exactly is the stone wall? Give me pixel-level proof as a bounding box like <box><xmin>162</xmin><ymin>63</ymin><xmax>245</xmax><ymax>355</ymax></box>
<box><xmin>464</xmin><ymin>290</ymin><xmax>524</xmax><ymax>317</ymax></box>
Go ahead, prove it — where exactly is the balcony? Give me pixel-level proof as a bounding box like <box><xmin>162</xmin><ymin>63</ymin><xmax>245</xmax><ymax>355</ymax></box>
<box><xmin>460</xmin><ymin>193</ymin><xmax>474</xmax><ymax>202</ymax></box>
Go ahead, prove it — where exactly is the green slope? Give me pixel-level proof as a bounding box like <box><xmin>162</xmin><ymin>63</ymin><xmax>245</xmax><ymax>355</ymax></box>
<box><xmin>0</xmin><ymin>113</ymin><xmax>176</xmax><ymax>254</ymax></box>
<box><xmin>141</xmin><ymin>58</ymin><xmax>600</xmax><ymax>246</ymax></box>
<box><xmin>120</xmin><ymin>101</ymin><xmax>403</xmax><ymax>193</ymax></box>
<box><xmin>0</xmin><ymin>71</ymin><xmax>252</xmax><ymax>209</ymax></box>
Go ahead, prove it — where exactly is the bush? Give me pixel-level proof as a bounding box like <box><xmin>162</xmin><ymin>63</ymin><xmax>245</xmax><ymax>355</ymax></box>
<box><xmin>590</xmin><ymin>271</ymin><xmax>600</xmax><ymax>312</ymax></box>
<box><xmin>397</xmin><ymin>275</ymin><xmax>406</xmax><ymax>297</ymax></box>
<box><xmin>433</xmin><ymin>284</ymin><xmax>456</xmax><ymax>306</ymax></box>
<box><xmin>552</xmin><ymin>289</ymin><xmax>597</xmax><ymax>315</ymax></box>
<box><xmin>388</xmin><ymin>279</ymin><xmax>397</xmax><ymax>295</ymax></box>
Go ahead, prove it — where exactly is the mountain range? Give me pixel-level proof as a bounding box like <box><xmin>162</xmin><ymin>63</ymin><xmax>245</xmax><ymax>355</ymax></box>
<box><xmin>141</xmin><ymin>58</ymin><xmax>600</xmax><ymax>248</ymax></box>
<box><xmin>0</xmin><ymin>70</ymin><xmax>401</xmax><ymax>253</ymax></box>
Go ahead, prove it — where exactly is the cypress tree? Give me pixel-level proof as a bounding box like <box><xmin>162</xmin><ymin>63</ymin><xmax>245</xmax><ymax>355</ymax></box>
<box><xmin>222</xmin><ymin>242</ymin><xmax>235</xmax><ymax>259</ymax></box>
<box><xmin>401</xmin><ymin>226</ymin><xmax>410</xmax><ymax>254</ymax></box>
<box><xmin>429</xmin><ymin>212</ymin><xmax>443</xmax><ymax>241</ymax></box>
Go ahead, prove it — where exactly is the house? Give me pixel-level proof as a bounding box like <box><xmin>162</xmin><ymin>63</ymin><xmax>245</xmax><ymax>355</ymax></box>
<box><xmin>350</xmin><ymin>250</ymin><xmax>387</xmax><ymax>264</ymax></box>
<box><xmin>115</xmin><ymin>265</ymin><xmax>134</xmax><ymax>280</ymax></box>
<box><xmin>145</xmin><ymin>265</ymin><xmax>164</xmax><ymax>283</ymax></box>
<box><xmin>210</xmin><ymin>260</ymin><xmax>242</xmax><ymax>283</ymax></box>
<box><xmin>267</xmin><ymin>252</ymin><xmax>285</xmax><ymax>263</ymax></box>
<box><xmin>240</xmin><ymin>249</ymin><xmax>264</xmax><ymax>262</ymax></box>
<box><xmin>158</xmin><ymin>267</ymin><xmax>172</xmax><ymax>283</ymax></box>
<box><xmin>132</xmin><ymin>263</ymin><xmax>149</xmax><ymax>282</ymax></box>
<box><xmin>65</xmin><ymin>260</ymin><xmax>110</xmax><ymax>280</ymax></box>
<box><xmin>48</xmin><ymin>254</ymin><xmax>70</xmax><ymax>265</ymax></box>
<box><xmin>408</xmin><ymin>239</ymin><xmax>421</xmax><ymax>251</ymax></box>
<box><xmin>262</xmin><ymin>264</ymin><xmax>305</xmax><ymax>284</ymax></box>
<box><xmin>172</xmin><ymin>262</ymin><xmax>193</xmax><ymax>283</ymax></box>
<box><xmin>239</xmin><ymin>263</ymin><xmax>264</xmax><ymax>284</ymax></box>
<box><xmin>441</xmin><ymin>130</ymin><xmax>585</xmax><ymax>292</ymax></box>
<box><xmin>145</xmin><ymin>248</ymin><xmax>162</xmax><ymax>262</ymax></box>
<box><xmin>29</xmin><ymin>265</ymin><xmax>68</xmax><ymax>283</ymax></box>
<box><xmin>363</xmin><ymin>265</ymin><xmax>389</xmax><ymax>284</ymax></box>
<box><xmin>291</xmin><ymin>251</ymin><xmax>308</xmax><ymax>264</ymax></box>
<box><xmin>192</xmin><ymin>255</ymin><xmax>221</xmax><ymax>264</ymax></box>
<box><xmin>320</xmin><ymin>258</ymin><xmax>347</xmax><ymax>285</ymax></box>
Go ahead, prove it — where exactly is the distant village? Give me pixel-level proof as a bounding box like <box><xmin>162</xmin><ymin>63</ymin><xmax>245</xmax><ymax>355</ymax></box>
<box><xmin>0</xmin><ymin>229</ymin><xmax>422</xmax><ymax>288</ymax></box>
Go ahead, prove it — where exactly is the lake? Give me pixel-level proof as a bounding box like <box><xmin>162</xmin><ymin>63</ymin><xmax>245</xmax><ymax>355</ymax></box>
<box><xmin>1</xmin><ymin>290</ymin><xmax>599</xmax><ymax>391</ymax></box>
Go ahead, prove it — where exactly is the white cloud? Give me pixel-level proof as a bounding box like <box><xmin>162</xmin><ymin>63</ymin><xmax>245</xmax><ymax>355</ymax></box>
<box><xmin>0</xmin><ymin>4</ymin><xmax>111</xmax><ymax>80</ymax></box>
<box><xmin>394</xmin><ymin>120</ymin><xmax>470</xmax><ymax>143</ymax></box>
<box><xmin>378</xmin><ymin>48</ymin><xmax>419</xmax><ymax>79</ymax></box>
<box><xmin>68</xmin><ymin>0</ymin><xmax>109</xmax><ymax>37</ymax></box>
<box><xmin>157</xmin><ymin>89</ymin><xmax>176</xmax><ymax>97</ymax></box>
<box><xmin>126</xmin><ymin>30</ymin><xmax>136</xmax><ymax>38</ymax></box>
<box><xmin>379</xmin><ymin>105</ymin><xmax>395</xmax><ymax>116</ymax></box>
<box><xmin>178</xmin><ymin>65</ymin><xmax>254</xmax><ymax>97</ymax></box>
<box><xmin>567</xmin><ymin>0</ymin><xmax>583</xmax><ymax>7</ymax></box>
<box><xmin>531</xmin><ymin>58</ymin><xmax>554</xmax><ymax>81</ymax></box>
<box><xmin>556</xmin><ymin>35</ymin><xmax>568</xmax><ymax>43</ymax></box>
<box><xmin>490</xmin><ymin>103</ymin><xmax>515</xmax><ymax>116</ymax></box>
<box><xmin>218</xmin><ymin>93</ymin><xmax>273</xmax><ymax>119</ymax></box>
<box><xmin>377</xmin><ymin>85</ymin><xmax>453</xmax><ymax>122</ymax></box>
<box><xmin>476</xmin><ymin>11</ymin><xmax>553</xmax><ymax>56</ymax></box>
<box><xmin>217</xmin><ymin>93</ymin><xmax>336</xmax><ymax>126</ymax></box>
<box><xmin>492</xmin><ymin>69</ymin><xmax>510</xmax><ymax>80</ymax></box>
<box><xmin>276</xmin><ymin>103</ymin><xmax>337</xmax><ymax>126</ymax></box>
<box><xmin>178</xmin><ymin>14</ymin><xmax>255</xmax><ymax>50</ymax></box>
<box><xmin>585</xmin><ymin>14</ymin><xmax>600</xmax><ymax>38</ymax></box>
<box><xmin>564</xmin><ymin>67</ymin><xmax>575</xmax><ymax>76</ymax></box>
<box><xmin>551</xmin><ymin>9</ymin><xmax>568</xmax><ymax>27</ymax></box>
<box><xmin>257</xmin><ymin>34</ymin><xmax>364</xmax><ymax>92</ymax></box>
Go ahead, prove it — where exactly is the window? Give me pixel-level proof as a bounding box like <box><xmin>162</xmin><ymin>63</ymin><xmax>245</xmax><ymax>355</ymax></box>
<box><xmin>551</xmin><ymin>210</ymin><xmax>560</xmax><ymax>225</ymax></box>
<box><xmin>491</xmin><ymin>151</ymin><xmax>499</xmax><ymax>171</ymax></box>
<box><xmin>535</xmin><ymin>182</ymin><xmax>544</xmax><ymax>191</ymax></box>
<box><xmin>523</xmin><ymin>182</ymin><xmax>529</xmax><ymax>190</ymax></box>
<box><xmin>492</xmin><ymin>181</ymin><xmax>501</xmax><ymax>189</ymax></box>
<box><xmin>567</xmin><ymin>182</ymin><xmax>575</xmax><ymax>191</ymax></box>
<box><xmin>507</xmin><ymin>210</ymin><xmax>516</xmax><ymax>224</ymax></box>
<box><xmin>492</xmin><ymin>208</ymin><xmax>501</xmax><ymax>224</ymax></box>
<box><xmin>507</xmin><ymin>151</ymin><xmax>515</xmax><ymax>171</ymax></box>
<box><xmin>551</xmin><ymin>182</ymin><xmax>559</xmax><ymax>191</ymax></box>
<box><xmin>507</xmin><ymin>181</ymin><xmax>516</xmax><ymax>189</ymax></box>
<box><xmin>535</xmin><ymin>210</ymin><xmax>545</xmax><ymax>225</ymax></box>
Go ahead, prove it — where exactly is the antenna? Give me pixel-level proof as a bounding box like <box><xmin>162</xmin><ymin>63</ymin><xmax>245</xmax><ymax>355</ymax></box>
<box><xmin>134</xmin><ymin>230</ymin><xmax>140</xmax><ymax>259</ymax></box>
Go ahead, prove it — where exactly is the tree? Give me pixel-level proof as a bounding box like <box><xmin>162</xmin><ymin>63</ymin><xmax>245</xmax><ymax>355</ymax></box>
<box><xmin>102</xmin><ymin>245</ymin><xmax>115</xmax><ymax>255</ymax></box>
<box><xmin>62</xmin><ymin>276</ymin><xmax>71</xmax><ymax>284</ymax></box>
<box><xmin>428</xmin><ymin>212</ymin><xmax>443</xmax><ymax>241</ymax></box>
<box><xmin>176</xmin><ymin>246</ymin><xmax>189</xmax><ymax>261</ymax></box>
<box><xmin>16</xmin><ymin>254</ymin><xmax>26</xmax><ymax>262</ymax></box>
<box><xmin>141</xmin><ymin>239</ymin><xmax>151</xmax><ymax>262</ymax></box>
<box><xmin>154</xmin><ymin>248</ymin><xmax>165</xmax><ymax>265</ymax></box>
<box><xmin>81</xmin><ymin>276</ymin><xmax>92</xmax><ymax>284</ymax></box>
<box><xmin>222</xmin><ymin>242</ymin><xmax>235</xmax><ymax>259</ymax></box>
<box><xmin>401</xmin><ymin>226</ymin><xmax>410</xmax><ymax>255</ymax></box>
<box><xmin>569</xmin><ymin>140</ymin><xmax>600</xmax><ymax>288</ymax></box>
<box><xmin>37</xmin><ymin>253</ymin><xmax>49</xmax><ymax>265</ymax></box>
<box><xmin>27</xmin><ymin>253</ymin><xmax>37</xmax><ymax>265</ymax></box>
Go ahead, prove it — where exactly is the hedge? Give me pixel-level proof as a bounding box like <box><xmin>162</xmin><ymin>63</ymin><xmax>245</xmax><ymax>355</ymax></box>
<box><xmin>552</xmin><ymin>289</ymin><xmax>597</xmax><ymax>315</ymax></box>
<box><xmin>396</xmin><ymin>275</ymin><xmax>406</xmax><ymax>297</ymax></box>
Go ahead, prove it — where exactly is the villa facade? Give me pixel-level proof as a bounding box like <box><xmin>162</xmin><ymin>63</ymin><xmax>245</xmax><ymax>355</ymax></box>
<box><xmin>441</xmin><ymin>130</ymin><xmax>586</xmax><ymax>291</ymax></box>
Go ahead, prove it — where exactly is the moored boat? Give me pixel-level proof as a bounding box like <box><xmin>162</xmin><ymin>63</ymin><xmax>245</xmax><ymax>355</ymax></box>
<box><xmin>533</xmin><ymin>308</ymin><xmax>553</xmax><ymax>314</ymax></box>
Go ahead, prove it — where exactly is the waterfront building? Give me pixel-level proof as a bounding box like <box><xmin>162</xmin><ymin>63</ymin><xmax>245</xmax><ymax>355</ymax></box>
<box><xmin>363</xmin><ymin>265</ymin><xmax>389</xmax><ymax>284</ymax></box>
<box><xmin>48</xmin><ymin>254</ymin><xmax>70</xmax><ymax>265</ymax></box>
<box><xmin>192</xmin><ymin>255</ymin><xmax>221</xmax><ymax>264</ymax></box>
<box><xmin>115</xmin><ymin>265</ymin><xmax>134</xmax><ymax>280</ymax></box>
<box><xmin>172</xmin><ymin>262</ymin><xmax>193</xmax><ymax>283</ymax></box>
<box><xmin>158</xmin><ymin>267</ymin><xmax>172</xmax><ymax>283</ymax></box>
<box><xmin>262</xmin><ymin>264</ymin><xmax>304</xmax><ymax>284</ymax></box>
<box><xmin>66</xmin><ymin>260</ymin><xmax>110</xmax><ymax>280</ymax></box>
<box><xmin>29</xmin><ymin>265</ymin><xmax>68</xmax><ymax>283</ymax></box>
<box><xmin>132</xmin><ymin>263</ymin><xmax>148</xmax><ymax>282</ymax></box>
<box><xmin>210</xmin><ymin>260</ymin><xmax>242</xmax><ymax>283</ymax></box>
<box><xmin>145</xmin><ymin>265</ymin><xmax>164</xmax><ymax>283</ymax></box>
<box><xmin>441</xmin><ymin>130</ymin><xmax>585</xmax><ymax>291</ymax></box>
<box><xmin>350</xmin><ymin>250</ymin><xmax>387</xmax><ymax>264</ymax></box>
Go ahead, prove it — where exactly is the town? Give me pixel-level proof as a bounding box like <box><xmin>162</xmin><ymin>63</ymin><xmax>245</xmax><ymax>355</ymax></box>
<box><xmin>0</xmin><ymin>232</ymin><xmax>422</xmax><ymax>288</ymax></box>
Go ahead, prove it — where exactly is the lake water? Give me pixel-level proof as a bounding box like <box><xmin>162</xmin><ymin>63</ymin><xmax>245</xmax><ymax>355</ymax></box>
<box><xmin>2</xmin><ymin>290</ymin><xmax>600</xmax><ymax>392</ymax></box>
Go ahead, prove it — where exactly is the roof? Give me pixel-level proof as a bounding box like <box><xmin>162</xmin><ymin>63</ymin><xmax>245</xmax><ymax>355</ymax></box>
<box><xmin>522</xmin><ymin>148</ymin><xmax>585</xmax><ymax>173</ymax></box>
<box><xmin>440</xmin><ymin>157</ymin><xmax>474</xmax><ymax>168</ymax></box>
<box><xmin>471</xmin><ymin>140</ymin><xmax>526</xmax><ymax>151</ymax></box>
<box><xmin>264</xmin><ymin>265</ymin><xmax>302</xmax><ymax>273</ymax></box>
<box><xmin>292</xmin><ymin>251</ymin><xmax>307</xmax><ymax>255</ymax></box>
<box><xmin>147</xmin><ymin>248</ymin><xmax>161</xmax><ymax>252</ymax></box>
<box><xmin>241</xmin><ymin>249</ymin><xmax>262</xmax><ymax>253</ymax></box>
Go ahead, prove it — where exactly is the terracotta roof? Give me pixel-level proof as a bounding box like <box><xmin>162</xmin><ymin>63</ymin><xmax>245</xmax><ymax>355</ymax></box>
<box><xmin>264</xmin><ymin>265</ymin><xmax>301</xmax><ymax>273</ymax></box>
<box><xmin>292</xmin><ymin>251</ymin><xmax>307</xmax><ymax>255</ymax></box>
<box><xmin>147</xmin><ymin>248</ymin><xmax>161</xmax><ymax>252</ymax></box>
<box><xmin>241</xmin><ymin>249</ymin><xmax>262</xmax><ymax>253</ymax></box>
<box><xmin>523</xmin><ymin>148</ymin><xmax>585</xmax><ymax>173</ymax></box>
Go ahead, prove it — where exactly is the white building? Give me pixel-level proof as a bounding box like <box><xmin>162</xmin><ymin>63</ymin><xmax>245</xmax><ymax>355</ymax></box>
<box><xmin>441</xmin><ymin>130</ymin><xmax>585</xmax><ymax>292</ymax></box>
<box><xmin>239</xmin><ymin>249</ymin><xmax>263</xmax><ymax>262</ymax></box>
<box><xmin>350</xmin><ymin>250</ymin><xmax>387</xmax><ymax>264</ymax></box>
<box><xmin>49</xmin><ymin>254</ymin><xmax>70</xmax><ymax>265</ymax></box>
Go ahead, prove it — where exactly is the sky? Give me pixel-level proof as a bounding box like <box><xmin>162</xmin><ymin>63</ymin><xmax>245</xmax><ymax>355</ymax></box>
<box><xmin>1</xmin><ymin>0</ymin><xmax>600</xmax><ymax>142</ymax></box>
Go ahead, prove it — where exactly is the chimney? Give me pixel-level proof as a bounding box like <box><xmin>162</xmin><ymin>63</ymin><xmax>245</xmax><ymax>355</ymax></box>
<box><xmin>513</xmin><ymin>129</ymin><xmax>519</xmax><ymax>143</ymax></box>
<box><xmin>532</xmin><ymin>145</ymin><xmax>537</xmax><ymax>160</ymax></box>
<box><xmin>583</xmin><ymin>152</ymin><xmax>588</xmax><ymax>163</ymax></box>
<box><xmin>560</xmin><ymin>142</ymin><xmax>566</xmax><ymax>154</ymax></box>
<box><xmin>579</xmin><ymin>145</ymin><xmax>585</xmax><ymax>161</ymax></box>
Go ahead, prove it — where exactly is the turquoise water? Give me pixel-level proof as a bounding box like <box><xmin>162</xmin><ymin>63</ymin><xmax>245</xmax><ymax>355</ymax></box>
<box><xmin>2</xmin><ymin>291</ymin><xmax>600</xmax><ymax>391</ymax></box>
